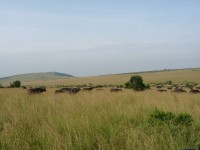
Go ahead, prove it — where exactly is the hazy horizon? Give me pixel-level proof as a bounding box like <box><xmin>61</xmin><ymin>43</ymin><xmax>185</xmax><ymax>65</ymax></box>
<box><xmin>1</xmin><ymin>1</ymin><xmax>200</xmax><ymax>77</ymax></box>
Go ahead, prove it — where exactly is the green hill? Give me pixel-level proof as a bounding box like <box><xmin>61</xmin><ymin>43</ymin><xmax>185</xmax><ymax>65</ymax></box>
<box><xmin>0</xmin><ymin>72</ymin><xmax>74</xmax><ymax>86</ymax></box>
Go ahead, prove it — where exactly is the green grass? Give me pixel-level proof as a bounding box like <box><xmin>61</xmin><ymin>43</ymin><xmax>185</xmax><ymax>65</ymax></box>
<box><xmin>0</xmin><ymin>88</ymin><xmax>200</xmax><ymax>150</ymax></box>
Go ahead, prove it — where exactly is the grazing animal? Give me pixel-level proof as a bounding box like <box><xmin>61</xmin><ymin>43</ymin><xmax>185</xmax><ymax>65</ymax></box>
<box><xmin>172</xmin><ymin>86</ymin><xmax>186</xmax><ymax>93</ymax></box>
<box><xmin>156</xmin><ymin>85</ymin><xmax>163</xmax><ymax>89</ymax></box>
<box><xmin>55</xmin><ymin>89</ymin><xmax>64</xmax><ymax>94</ymax></box>
<box><xmin>190</xmin><ymin>88</ymin><xmax>200</xmax><ymax>94</ymax></box>
<box><xmin>167</xmin><ymin>86</ymin><xmax>173</xmax><ymax>90</ymax></box>
<box><xmin>60</xmin><ymin>87</ymin><xmax>71</xmax><ymax>92</ymax></box>
<box><xmin>28</xmin><ymin>87</ymin><xmax>46</xmax><ymax>94</ymax></box>
<box><xmin>68</xmin><ymin>87</ymin><xmax>81</xmax><ymax>94</ymax></box>
<box><xmin>55</xmin><ymin>87</ymin><xmax>81</xmax><ymax>94</ymax></box>
<box><xmin>94</xmin><ymin>85</ymin><xmax>104</xmax><ymax>88</ymax></box>
<box><xmin>157</xmin><ymin>89</ymin><xmax>167</xmax><ymax>92</ymax></box>
<box><xmin>110</xmin><ymin>87</ymin><xmax>122</xmax><ymax>92</ymax></box>
<box><xmin>195</xmin><ymin>86</ymin><xmax>200</xmax><ymax>90</ymax></box>
<box><xmin>82</xmin><ymin>87</ymin><xmax>93</xmax><ymax>91</ymax></box>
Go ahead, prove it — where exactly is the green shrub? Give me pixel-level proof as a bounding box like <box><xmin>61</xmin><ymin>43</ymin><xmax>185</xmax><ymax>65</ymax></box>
<box><xmin>148</xmin><ymin>108</ymin><xmax>193</xmax><ymax>126</ymax></box>
<box><xmin>148</xmin><ymin>108</ymin><xmax>175</xmax><ymax>125</ymax></box>
<box><xmin>124</xmin><ymin>82</ymin><xmax>132</xmax><ymax>89</ymax></box>
<box><xmin>175</xmin><ymin>113</ymin><xmax>193</xmax><ymax>126</ymax></box>
<box><xmin>145</xmin><ymin>84</ymin><xmax>150</xmax><ymax>89</ymax></box>
<box><xmin>125</xmin><ymin>75</ymin><xmax>145</xmax><ymax>91</ymax></box>
<box><xmin>10</xmin><ymin>80</ymin><xmax>21</xmax><ymax>88</ymax></box>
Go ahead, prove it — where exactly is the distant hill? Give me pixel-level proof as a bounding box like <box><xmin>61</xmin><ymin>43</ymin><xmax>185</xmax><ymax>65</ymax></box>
<box><xmin>0</xmin><ymin>72</ymin><xmax>74</xmax><ymax>85</ymax></box>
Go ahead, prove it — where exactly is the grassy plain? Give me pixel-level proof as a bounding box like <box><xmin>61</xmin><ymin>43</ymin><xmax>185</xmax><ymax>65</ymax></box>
<box><xmin>0</xmin><ymin>72</ymin><xmax>73</xmax><ymax>86</ymax></box>
<box><xmin>0</xmin><ymin>88</ymin><xmax>200</xmax><ymax>150</ymax></box>
<box><xmin>0</xmin><ymin>68</ymin><xmax>200</xmax><ymax>150</ymax></box>
<box><xmin>22</xmin><ymin>68</ymin><xmax>200</xmax><ymax>87</ymax></box>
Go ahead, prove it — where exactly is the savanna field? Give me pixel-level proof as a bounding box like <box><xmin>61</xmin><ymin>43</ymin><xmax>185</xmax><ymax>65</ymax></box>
<box><xmin>0</xmin><ymin>69</ymin><xmax>200</xmax><ymax>150</ymax></box>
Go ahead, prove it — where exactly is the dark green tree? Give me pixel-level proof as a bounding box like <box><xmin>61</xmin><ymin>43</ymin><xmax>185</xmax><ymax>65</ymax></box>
<box><xmin>125</xmin><ymin>75</ymin><xmax>145</xmax><ymax>91</ymax></box>
<box><xmin>10</xmin><ymin>80</ymin><xmax>21</xmax><ymax>88</ymax></box>
<box><xmin>130</xmin><ymin>75</ymin><xmax>145</xmax><ymax>91</ymax></box>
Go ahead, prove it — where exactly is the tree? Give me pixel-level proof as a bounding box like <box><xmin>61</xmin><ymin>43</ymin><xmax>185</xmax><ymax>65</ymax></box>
<box><xmin>10</xmin><ymin>80</ymin><xmax>21</xmax><ymax>88</ymax></box>
<box><xmin>125</xmin><ymin>75</ymin><xmax>145</xmax><ymax>91</ymax></box>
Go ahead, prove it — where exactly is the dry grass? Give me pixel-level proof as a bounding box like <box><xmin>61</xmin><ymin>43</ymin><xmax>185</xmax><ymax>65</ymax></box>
<box><xmin>1</xmin><ymin>69</ymin><xmax>200</xmax><ymax>149</ymax></box>
<box><xmin>0</xmin><ymin>88</ymin><xmax>200</xmax><ymax>150</ymax></box>
<box><xmin>22</xmin><ymin>69</ymin><xmax>200</xmax><ymax>86</ymax></box>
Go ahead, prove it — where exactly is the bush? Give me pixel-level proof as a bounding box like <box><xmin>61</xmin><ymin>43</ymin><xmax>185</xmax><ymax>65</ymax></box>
<box><xmin>145</xmin><ymin>84</ymin><xmax>150</xmax><ymax>89</ymax></box>
<box><xmin>125</xmin><ymin>75</ymin><xmax>146</xmax><ymax>91</ymax></box>
<box><xmin>10</xmin><ymin>80</ymin><xmax>21</xmax><ymax>88</ymax></box>
<box><xmin>130</xmin><ymin>75</ymin><xmax>145</xmax><ymax>91</ymax></box>
<box><xmin>148</xmin><ymin>108</ymin><xmax>193</xmax><ymax>126</ymax></box>
<box><xmin>124</xmin><ymin>82</ymin><xmax>132</xmax><ymax>89</ymax></box>
<box><xmin>175</xmin><ymin>113</ymin><xmax>193</xmax><ymax>126</ymax></box>
<box><xmin>148</xmin><ymin>108</ymin><xmax>175</xmax><ymax>125</ymax></box>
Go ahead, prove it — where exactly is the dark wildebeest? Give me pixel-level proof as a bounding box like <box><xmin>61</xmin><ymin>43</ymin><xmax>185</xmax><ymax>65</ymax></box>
<box><xmin>157</xmin><ymin>89</ymin><xmax>167</xmax><ymax>92</ymax></box>
<box><xmin>55</xmin><ymin>87</ymin><xmax>81</xmax><ymax>94</ymax></box>
<box><xmin>55</xmin><ymin>87</ymin><xmax>71</xmax><ymax>94</ymax></box>
<box><xmin>82</xmin><ymin>86</ymin><xmax>93</xmax><ymax>91</ymax></box>
<box><xmin>93</xmin><ymin>85</ymin><xmax>104</xmax><ymax>88</ymax></box>
<box><xmin>110</xmin><ymin>87</ymin><xmax>122</xmax><ymax>92</ymax></box>
<box><xmin>167</xmin><ymin>86</ymin><xmax>173</xmax><ymax>90</ymax></box>
<box><xmin>68</xmin><ymin>87</ymin><xmax>81</xmax><ymax>94</ymax></box>
<box><xmin>28</xmin><ymin>87</ymin><xmax>46</xmax><ymax>94</ymax></box>
<box><xmin>190</xmin><ymin>88</ymin><xmax>200</xmax><ymax>94</ymax></box>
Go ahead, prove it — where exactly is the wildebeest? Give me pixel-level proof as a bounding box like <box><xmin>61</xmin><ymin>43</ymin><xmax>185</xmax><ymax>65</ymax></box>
<box><xmin>156</xmin><ymin>85</ymin><xmax>163</xmax><ymax>89</ymax></box>
<box><xmin>167</xmin><ymin>86</ymin><xmax>173</xmax><ymax>90</ymax></box>
<box><xmin>195</xmin><ymin>86</ymin><xmax>200</xmax><ymax>90</ymax></box>
<box><xmin>190</xmin><ymin>88</ymin><xmax>200</xmax><ymax>94</ymax></box>
<box><xmin>59</xmin><ymin>87</ymin><xmax>71</xmax><ymax>92</ymax></box>
<box><xmin>172</xmin><ymin>86</ymin><xmax>186</xmax><ymax>93</ymax></box>
<box><xmin>82</xmin><ymin>86</ymin><xmax>93</xmax><ymax>91</ymax></box>
<box><xmin>55</xmin><ymin>87</ymin><xmax>72</xmax><ymax>94</ymax></box>
<box><xmin>55</xmin><ymin>87</ymin><xmax>81</xmax><ymax>94</ymax></box>
<box><xmin>55</xmin><ymin>89</ymin><xmax>64</xmax><ymax>94</ymax></box>
<box><xmin>28</xmin><ymin>87</ymin><xmax>46</xmax><ymax>94</ymax></box>
<box><xmin>93</xmin><ymin>85</ymin><xmax>104</xmax><ymax>88</ymax></box>
<box><xmin>110</xmin><ymin>87</ymin><xmax>122</xmax><ymax>92</ymax></box>
<box><xmin>157</xmin><ymin>89</ymin><xmax>167</xmax><ymax>92</ymax></box>
<box><xmin>66</xmin><ymin>87</ymin><xmax>81</xmax><ymax>94</ymax></box>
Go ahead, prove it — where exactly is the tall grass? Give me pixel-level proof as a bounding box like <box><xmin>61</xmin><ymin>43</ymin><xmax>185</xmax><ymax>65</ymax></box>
<box><xmin>0</xmin><ymin>88</ymin><xmax>200</xmax><ymax>149</ymax></box>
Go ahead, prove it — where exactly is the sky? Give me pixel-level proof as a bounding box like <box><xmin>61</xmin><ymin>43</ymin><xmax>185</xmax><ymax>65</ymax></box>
<box><xmin>0</xmin><ymin>0</ymin><xmax>200</xmax><ymax>77</ymax></box>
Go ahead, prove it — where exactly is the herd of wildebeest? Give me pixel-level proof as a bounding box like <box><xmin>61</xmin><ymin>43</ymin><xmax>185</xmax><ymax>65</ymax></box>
<box><xmin>19</xmin><ymin>84</ymin><xmax>200</xmax><ymax>94</ymax></box>
<box><xmin>26</xmin><ymin>86</ymin><xmax>122</xmax><ymax>94</ymax></box>
<box><xmin>1</xmin><ymin>83</ymin><xmax>200</xmax><ymax>94</ymax></box>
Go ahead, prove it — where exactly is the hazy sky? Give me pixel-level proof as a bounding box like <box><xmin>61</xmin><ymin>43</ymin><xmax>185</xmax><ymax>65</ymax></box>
<box><xmin>0</xmin><ymin>0</ymin><xmax>200</xmax><ymax>77</ymax></box>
